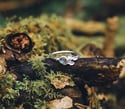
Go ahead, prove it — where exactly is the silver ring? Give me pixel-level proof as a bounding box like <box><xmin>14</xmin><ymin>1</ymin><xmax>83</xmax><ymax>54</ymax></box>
<box><xmin>50</xmin><ymin>50</ymin><xmax>79</xmax><ymax>65</ymax></box>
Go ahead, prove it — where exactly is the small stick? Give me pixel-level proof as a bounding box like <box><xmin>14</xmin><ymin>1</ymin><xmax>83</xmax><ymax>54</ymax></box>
<box><xmin>103</xmin><ymin>16</ymin><xmax>119</xmax><ymax>57</ymax></box>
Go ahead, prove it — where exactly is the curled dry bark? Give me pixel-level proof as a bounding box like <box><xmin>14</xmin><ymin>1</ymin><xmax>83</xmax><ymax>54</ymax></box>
<box><xmin>1</xmin><ymin>33</ymin><xmax>34</xmax><ymax>62</ymax></box>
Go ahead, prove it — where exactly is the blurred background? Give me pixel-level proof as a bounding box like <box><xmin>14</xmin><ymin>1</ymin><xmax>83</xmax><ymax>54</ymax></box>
<box><xmin>0</xmin><ymin>0</ymin><xmax>125</xmax><ymax>21</ymax></box>
<box><xmin>0</xmin><ymin>0</ymin><xmax>125</xmax><ymax>109</ymax></box>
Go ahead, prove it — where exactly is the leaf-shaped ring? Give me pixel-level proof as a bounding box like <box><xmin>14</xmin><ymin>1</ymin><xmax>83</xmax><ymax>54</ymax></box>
<box><xmin>50</xmin><ymin>50</ymin><xmax>79</xmax><ymax>65</ymax></box>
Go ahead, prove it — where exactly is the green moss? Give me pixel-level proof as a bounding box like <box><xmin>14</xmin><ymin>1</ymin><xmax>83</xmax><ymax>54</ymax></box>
<box><xmin>0</xmin><ymin>15</ymin><xmax>75</xmax><ymax>56</ymax></box>
<box><xmin>0</xmin><ymin>71</ymin><xmax>63</xmax><ymax>109</ymax></box>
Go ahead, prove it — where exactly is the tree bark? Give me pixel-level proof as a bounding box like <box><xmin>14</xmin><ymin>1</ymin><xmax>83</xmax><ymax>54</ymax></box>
<box><xmin>9</xmin><ymin>57</ymin><xmax>122</xmax><ymax>86</ymax></box>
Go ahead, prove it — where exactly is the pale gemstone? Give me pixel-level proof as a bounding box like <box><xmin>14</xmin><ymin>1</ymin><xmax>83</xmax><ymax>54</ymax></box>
<box><xmin>59</xmin><ymin>56</ymin><xmax>67</xmax><ymax>65</ymax></box>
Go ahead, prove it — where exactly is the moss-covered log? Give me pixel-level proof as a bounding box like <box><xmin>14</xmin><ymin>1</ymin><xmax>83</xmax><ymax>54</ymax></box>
<box><xmin>8</xmin><ymin>57</ymin><xmax>123</xmax><ymax>86</ymax></box>
<box><xmin>44</xmin><ymin>58</ymin><xmax>122</xmax><ymax>86</ymax></box>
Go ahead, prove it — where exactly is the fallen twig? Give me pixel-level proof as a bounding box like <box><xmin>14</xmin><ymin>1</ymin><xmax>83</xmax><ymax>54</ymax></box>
<box><xmin>65</xmin><ymin>18</ymin><xmax>106</xmax><ymax>35</ymax></box>
<box><xmin>103</xmin><ymin>16</ymin><xmax>119</xmax><ymax>57</ymax></box>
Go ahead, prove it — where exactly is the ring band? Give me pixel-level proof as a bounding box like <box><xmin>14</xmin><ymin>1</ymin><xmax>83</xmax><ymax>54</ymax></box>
<box><xmin>50</xmin><ymin>50</ymin><xmax>78</xmax><ymax>57</ymax></box>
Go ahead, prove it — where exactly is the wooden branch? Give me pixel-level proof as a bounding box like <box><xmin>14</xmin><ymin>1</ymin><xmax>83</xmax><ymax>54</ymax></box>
<box><xmin>9</xmin><ymin>57</ymin><xmax>122</xmax><ymax>86</ymax></box>
<box><xmin>65</xmin><ymin>18</ymin><xmax>106</xmax><ymax>35</ymax></box>
<box><xmin>44</xmin><ymin>58</ymin><xmax>121</xmax><ymax>86</ymax></box>
<box><xmin>103</xmin><ymin>16</ymin><xmax>119</xmax><ymax>57</ymax></box>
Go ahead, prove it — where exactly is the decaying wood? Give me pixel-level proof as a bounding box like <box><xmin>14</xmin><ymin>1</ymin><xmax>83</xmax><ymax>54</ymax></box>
<box><xmin>44</xmin><ymin>58</ymin><xmax>122</xmax><ymax>86</ymax></box>
<box><xmin>8</xmin><ymin>57</ymin><xmax>123</xmax><ymax>86</ymax></box>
